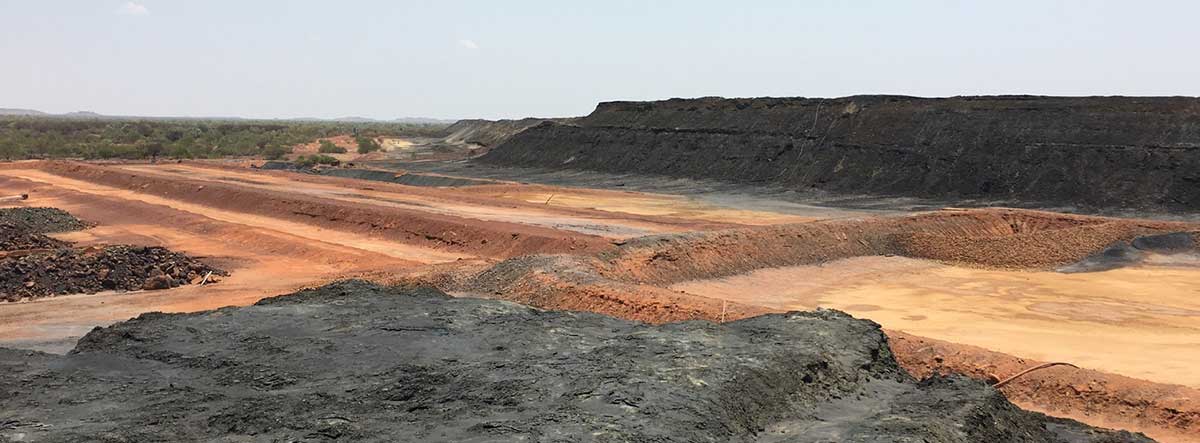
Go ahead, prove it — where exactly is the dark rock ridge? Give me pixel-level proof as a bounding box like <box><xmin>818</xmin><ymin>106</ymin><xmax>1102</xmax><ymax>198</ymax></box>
<box><xmin>0</xmin><ymin>280</ymin><xmax>1151</xmax><ymax>442</ymax></box>
<box><xmin>481</xmin><ymin>95</ymin><xmax>1200</xmax><ymax>211</ymax></box>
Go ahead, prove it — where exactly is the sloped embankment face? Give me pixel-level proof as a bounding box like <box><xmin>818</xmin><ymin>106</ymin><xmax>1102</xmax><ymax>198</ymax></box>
<box><xmin>429</xmin><ymin>208</ymin><xmax>1193</xmax><ymax>327</ymax></box>
<box><xmin>0</xmin><ymin>281</ymin><xmax>1151</xmax><ymax>442</ymax></box>
<box><xmin>481</xmin><ymin>96</ymin><xmax>1200</xmax><ymax>211</ymax></box>
<box><xmin>441</xmin><ymin>117</ymin><xmax>572</xmax><ymax>147</ymax></box>
<box><xmin>598</xmin><ymin>208</ymin><xmax>1191</xmax><ymax>285</ymax></box>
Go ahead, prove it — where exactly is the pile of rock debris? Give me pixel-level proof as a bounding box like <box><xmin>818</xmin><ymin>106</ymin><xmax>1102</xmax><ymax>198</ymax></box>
<box><xmin>0</xmin><ymin>245</ymin><xmax>226</xmax><ymax>302</ymax></box>
<box><xmin>0</xmin><ymin>207</ymin><xmax>225</xmax><ymax>302</ymax></box>
<box><xmin>0</xmin><ymin>207</ymin><xmax>88</xmax><ymax>252</ymax></box>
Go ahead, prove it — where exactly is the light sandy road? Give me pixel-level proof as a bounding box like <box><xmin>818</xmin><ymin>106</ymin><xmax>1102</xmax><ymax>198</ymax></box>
<box><xmin>671</xmin><ymin>255</ymin><xmax>1200</xmax><ymax>388</ymax></box>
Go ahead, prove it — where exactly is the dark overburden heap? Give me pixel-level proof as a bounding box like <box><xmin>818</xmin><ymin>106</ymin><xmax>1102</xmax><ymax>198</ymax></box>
<box><xmin>0</xmin><ymin>222</ymin><xmax>69</xmax><ymax>251</ymax></box>
<box><xmin>0</xmin><ymin>245</ymin><xmax>226</xmax><ymax>302</ymax></box>
<box><xmin>483</xmin><ymin>96</ymin><xmax>1200</xmax><ymax>211</ymax></box>
<box><xmin>0</xmin><ymin>281</ymin><xmax>1152</xmax><ymax>442</ymax></box>
<box><xmin>0</xmin><ymin>207</ymin><xmax>91</xmax><ymax>233</ymax></box>
<box><xmin>0</xmin><ymin>207</ymin><xmax>89</xmax><ymax>252</ymax></box>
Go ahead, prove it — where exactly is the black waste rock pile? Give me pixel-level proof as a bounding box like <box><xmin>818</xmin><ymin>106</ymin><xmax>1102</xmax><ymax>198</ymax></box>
<box><xmin>484</xmin><ymin>95</ymin><xmax>1200</xmax><ymax>211</ymax></box>
<box><xmin>0</xmin><ymin>207</ymin><xmax>91</xmax><ymax>233</ymax></box>
<box><xmin>0</xmin><ymin>207</ymin><xmax>90</xmax><ymax>252</ymax></box>
<box><xmin>0</xmin><ymin>245</ymin><xmax>226</xmax><ymax>302</ymax></box>
<box><xmin>0</xmin><ymin>281</ymin><xmax>1152</xmax><ymax>442</ymax></box>
<box><xmin>0</xmin><ymin>222</ymin><xmax>69</xmax><ymax>251</ymax></box>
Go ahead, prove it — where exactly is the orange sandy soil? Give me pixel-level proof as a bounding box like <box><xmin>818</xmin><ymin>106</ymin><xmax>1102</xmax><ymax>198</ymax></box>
<box><xmin>2</xmin><ymin>159</ymin><xmax>1198</xmax><ymax>442</ymax></box>
<box><xmin>288</xmin><ymin>134</ymin><xmax>362</xmax><ymax>162</ymax></box>
<box><xmin>0</xmin><ymin>159</ymin><xmax>784</xmax><ymax>349</ymax></box>
<box><xmin>667</xmin><ymin>257</ymin><xmax>1200</xmax><ymax>443</ymax></box>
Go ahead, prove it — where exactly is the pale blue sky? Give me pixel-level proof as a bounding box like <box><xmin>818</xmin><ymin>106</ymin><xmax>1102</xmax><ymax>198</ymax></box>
<box><xmin>2</xmin><ymin>1</ymin><xmax>1198</xmax><ymax>119</ymax></box>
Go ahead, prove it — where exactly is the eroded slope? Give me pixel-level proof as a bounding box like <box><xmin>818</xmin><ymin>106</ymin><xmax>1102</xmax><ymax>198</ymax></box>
<box><xmin>0</xmin><ymin>281</ymin><xmax>1150</xmax><ymax>442</ymax></box>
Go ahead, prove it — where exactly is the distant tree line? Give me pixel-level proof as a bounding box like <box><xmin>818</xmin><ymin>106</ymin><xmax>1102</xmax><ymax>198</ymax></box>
<box><xmin>0</xmin><ymin>117</ymin><xmax>447</xmax><ymax>160</ymax></box>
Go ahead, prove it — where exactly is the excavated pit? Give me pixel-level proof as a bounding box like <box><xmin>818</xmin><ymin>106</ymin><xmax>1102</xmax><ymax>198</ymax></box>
<box><xmin>3</xmin><ymin>160</ymin><xmax>1197</xmax><ymax>441</ymax></box>
<box><xmin>404</xmin><ymin>207</ymin><xmax>1200</xmax><ymax>441</ymax></box>
<box><xmin>0</xmin><ymin>281</ymin><xmax>1152</xmax><ymax>442</ymax></box>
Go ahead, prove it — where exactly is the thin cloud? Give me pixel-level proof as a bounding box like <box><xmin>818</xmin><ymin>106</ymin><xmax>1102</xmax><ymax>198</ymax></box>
<box><xmin>117</xmin><ymin>2</ymin><xmax>150</xmax><ymax>16</ymax></box>
<box><xmin>458</xmin><ymin>39</ymin><xmax>479</xmax><ymax>50</ymax></box>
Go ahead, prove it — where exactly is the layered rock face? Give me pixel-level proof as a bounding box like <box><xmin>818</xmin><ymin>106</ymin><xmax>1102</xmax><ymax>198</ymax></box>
<box><xmin>481</xmin><ymin>96</ymin><xmax>1200</xmax><ymax>211</ymax></box>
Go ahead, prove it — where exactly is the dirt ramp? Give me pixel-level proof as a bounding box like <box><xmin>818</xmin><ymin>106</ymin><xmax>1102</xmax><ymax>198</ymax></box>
<box><xmin>0</xmin><ymin>281</ymin><xmax>1150</xmax><ymax>442</ymax></box>
<box><xmin>483</xmin><ymin>96</ymin><xmax>1200</xmax><ymax>211</ymax></box>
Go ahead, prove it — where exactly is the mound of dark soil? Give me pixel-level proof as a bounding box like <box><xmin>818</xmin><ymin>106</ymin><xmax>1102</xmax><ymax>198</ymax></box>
<box><xmin>0</xmin><ymin>207</ymin><xmax>90</xmax><ymax>233</ymax></box>
<box><xmin>1058</xmin><ymin>231</ymin><xmax>1199</xmax><ymax>273</ymax></box>
<box><xmin>482</xmin><ymin>96</ymin><xmax>1200</xmax><ymax>211</ymax></box>
<box><xmin>0</xmin><ymin>281</ymin><xmax>1151</xmax><ymax>442</ymax></box>
<box><xmin>0</xmin><ymin>222</ymin><xmax>69</xmax><ymax>251</ymax></box>
<box><xmin>1131</xmin><ymin>231</ymin><xmax>1197</xmax><ymax>253</ymax></box>
<box><xmin>0</xmin><ymin>245</ymin><xmax>226</xmax><ymax>302</ymax></box>
<box><xmin>0</xmin><ymin>207</ymin><xmax>89</xmax><ymax>252</ymax></box>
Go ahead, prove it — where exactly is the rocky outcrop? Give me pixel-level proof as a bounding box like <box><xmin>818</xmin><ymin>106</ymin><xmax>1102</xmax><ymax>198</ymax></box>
<box><xmin>0</xmin><ymin>281</ymin><xmax>1152</xmax><ymax>442</ymax></box>
<box><xmin>481</xmin><ymin>96</ymin><xmax>1200</xmax><ymax>211</ymax></box>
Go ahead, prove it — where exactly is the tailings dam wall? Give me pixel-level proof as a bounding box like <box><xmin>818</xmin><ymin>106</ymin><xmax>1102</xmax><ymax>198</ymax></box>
<box><xmin>480</xmin><ymin>96</ymin><xmax>1200</xmax><ymax>211</ymax></box>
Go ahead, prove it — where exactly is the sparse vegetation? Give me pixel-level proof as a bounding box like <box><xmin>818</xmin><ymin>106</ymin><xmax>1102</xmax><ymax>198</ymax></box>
<box><xmin>295</xmin><ymin>154</ymin><xmax>339</xmax><ymax>167</ymax></box>
<box><xmin>356</xmin><ymin>136</ymin><xmax>382</xmax><ymax>154</ymax></box>
<box><xmin>317</xmin><ymin>139</ymin><xmax>347</xmax><ymax>154</ymax></box>
<box><xmin>262</xmin><ymin>144</ymin><xmax>290</xmax><ymax>160</ymax></box>
<box><xmin>0</xmin><ymin>116</ymin><xmax>446</xmax><ymax>160</ymax></box>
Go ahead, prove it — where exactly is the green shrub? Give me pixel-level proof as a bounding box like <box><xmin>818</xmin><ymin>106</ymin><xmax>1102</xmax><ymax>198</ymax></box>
<box><xmin>318</xmin><ymin>139</ymin><xmax>347</xmax><ymax>154</ymax></box>
<box><xmin>295</xmin><ymin>154</ymin><xmax>339</xmax><ymax>168</ymax></box>
<box><xmin>356</xmin><ymin>136</ymin><xmax>381</xmax><ymax>154</ymax></box>
<box><xmin>263</xmin><ymin>145</ymin><xmax>290</xmax><ymax>160</ymax></box>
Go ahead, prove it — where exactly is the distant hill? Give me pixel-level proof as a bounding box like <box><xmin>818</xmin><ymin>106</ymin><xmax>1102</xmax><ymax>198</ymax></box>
<box><xmin>333</xmin><ymin>116</ymin><xmax>377</xmax><ymax>123</ymax></box>
<box><xmin>334</xmin><ymin>116</ymin><xmax>457</xmax><ymax>124</ymax></box>
<box><xmin>0</xmin><ymin>108</ymin><xmax>46</xmax><ymax>116</ymax></box>
<box><xmin>0</xmin><ymin>108</ymin><xmax>453</xmax><ymax>124</ymax></box>
<box><xmin>61</xmin><ymin>111</ymin><xmax>104</xmax><ymax>118</ymax></box>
